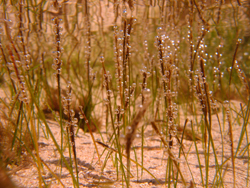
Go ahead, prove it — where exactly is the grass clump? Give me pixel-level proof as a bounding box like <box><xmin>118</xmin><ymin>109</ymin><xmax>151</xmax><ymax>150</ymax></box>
<box><xmin>0</xmin><ymin>0</ymin><xmax>250</xmax><ymax>187</ymax></box>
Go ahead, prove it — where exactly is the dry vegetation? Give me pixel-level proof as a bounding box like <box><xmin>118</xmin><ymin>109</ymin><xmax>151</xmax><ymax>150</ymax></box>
<box><xmin>0</xmin><ymin>0</ymin><xmax>250</xmax><ymax>187</ymax></box>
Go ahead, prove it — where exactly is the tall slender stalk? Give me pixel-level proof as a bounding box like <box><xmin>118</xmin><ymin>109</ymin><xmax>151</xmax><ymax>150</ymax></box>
<box><xmin>101</xmin><ymin>55</ymin><xmax>128</xmax><ymax>185</ymax></box>
<box><xmin>224</xmin><ymin>101</ymin><xmax>236</xmax><ymax>188</ymax></box>
<box><xmin>52</xmin><ymin>12</ymin><xmax>64</xmax><ymax>173</ymax></box>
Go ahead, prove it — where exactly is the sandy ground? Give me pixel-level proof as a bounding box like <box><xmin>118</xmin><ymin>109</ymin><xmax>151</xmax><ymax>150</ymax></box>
<box><xmin>2</xmin><ymin>96</ymin><xmax>248</xmax><ymax>188</ymax></box>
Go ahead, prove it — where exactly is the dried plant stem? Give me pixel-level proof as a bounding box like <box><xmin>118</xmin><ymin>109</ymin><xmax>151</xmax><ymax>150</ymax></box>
<box><xmin>216</xmin><ymin>0</ymin><xmax>223</xmax><ymax>24</ymax></box>
<box><xmin>226</xmin><ymin>108</ymin><xmax>236</xmax><ymax>188</ymax></box>
<box><xmin>192</xmin><ymin>29</ymin><xmax>207</xmax><ymax>70</ymax></box>
<box><xmin>63</xmin><ymin>83</ymin><xmax>79</xmax><ymax>185</ymax></box>
<box><xmin>188</xmin><ymin>0</ymin><xmax>194</xmax><ymax>76</ymax></box>
<box><xmin>84</xmin><ymin>0</ymin><xmax>91</xmax><ymax>88</ymax></box>
<box><xmin>199</xmin><ymin>50</ymin><xmax>219</xmax><ymax>186</ymax></box>
<box><xmin>79</xmin><ymin>107</ymin><xmax>101</xmax><ymax>164</ymax></box>
<box><xmin>114</xmin><ymin>26</ymin><xmax>123</xmax><ymax>106</ymax></box>
<box><xmin>69</xmin><ymin>125</ymin><xmax>77</xmax><ymax>167</ymax></box>
<box><xmin>0</xmin><ymin>39</ymin><xmax>16</xmax><ymax>93</ymax></box>
<box><xmin>156</xmin><ymin>36</ymin><xmax>167</xmax><ymax>107</ymax></box>
<box><xmin>140</xmin><ymin>70</ymin><xmax>148</xmax><ymax>177</ymax></box>
<box><xmin>193</xmin><ymin>0</ymin><xmax>209</xmax><ymax>26</ymax></box>
<box><xmin>125</xmin><ymin>100</ymin><xmax>151</xmax><ymax>187</ymax></box>
<box><xmin>204</xmin><ymin>82</ymin><xmax>212</xmax><ymax>186</ymax></box>
<box><xmin>54</xmin><ymin>16</ymin><xmax>64</xmax><ymax>173</ymax></box>
<box><xmin>166</xmin><ymin>57</ymin><xmax>173</xmax><ymax>148</ymax></box>
<box><xmin>3</xmin><ymin>23</ymin><xmax>21</xmax><ymax>61</ymax></box>
<box><xmin>151</xmin><ymin>121</ymin><xmax>186</xmax><ymax>186</ymax></box>
<box><xmin>18</xmin><ymin>0</ymin><xmax>30</xmax><ymax>70</ymax></box>
<box><xmin>114</xmin><ymin>0</ymin><xmax>118</xmax><ymax>23</ymax></box>
<box><xmin>27</xmin><ymin>105</ymin><xmax>43</xmax><ymax>188</ymax></box>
